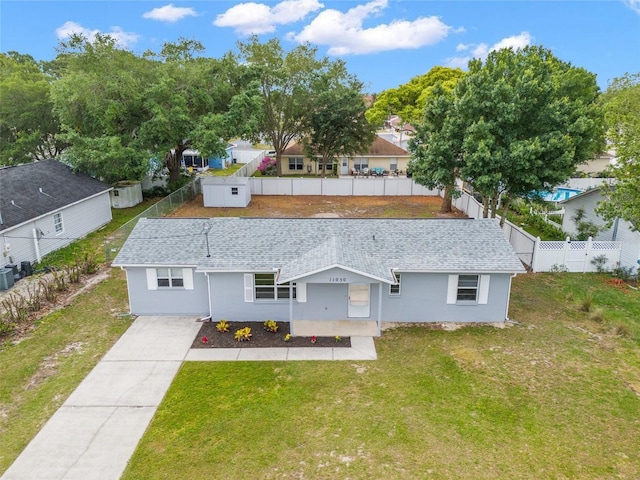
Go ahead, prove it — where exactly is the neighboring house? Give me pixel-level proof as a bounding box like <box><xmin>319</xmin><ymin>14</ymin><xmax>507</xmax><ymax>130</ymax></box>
<box><xmin>577</xmin><ymin>152</ymin><xmax>615</xmax><ymax>176</ymax></box>
<box><xmin>201</xmin><ymin>177</ymin><xmax>251</xmax><ymax>207</ymax></box>
<box><xmin>560</xmin><ymin>188</ymin><xmax>640</xmax><ymax>272</ymax></box>
<box><xmin>0</xmin><ymin>160</ymin><xmax>112</xmax><ymax>267</ymax></box>
<box><xmin>280</xmin><ymin>136</ymin><xmax>411</xmax><ymax>176</ymax></box>
<box><xmin>112</xmin><ymin>217</ymin><xmax>525</xmax><ymax>336</ymax></box>
<box><xmin>181</xmin><ymin>145</ymin><xmax>235</xmax><ymax>171</ymax></box>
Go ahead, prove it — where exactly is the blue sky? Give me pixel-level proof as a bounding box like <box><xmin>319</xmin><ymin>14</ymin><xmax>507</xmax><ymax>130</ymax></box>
<box><xmin>1</xmin><ymin>0</ymin><xmax>639</xmax><ymax>93</ymax></box>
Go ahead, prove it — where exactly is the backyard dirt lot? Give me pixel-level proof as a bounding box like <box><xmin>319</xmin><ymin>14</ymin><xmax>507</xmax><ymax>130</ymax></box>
<box><xmin>169</xmin><ymin>194</ymin><xmax>465</xmax><ymax>218</ymax></box>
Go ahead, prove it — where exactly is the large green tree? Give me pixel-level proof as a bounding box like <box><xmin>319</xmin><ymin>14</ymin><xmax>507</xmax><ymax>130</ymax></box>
<box><xmin>408</xmin><ymin>83</ymin><xmax>464</xmax><ymax>212</ymax></box>
<box><xmin>52</xmin><ymin>35</ymin><xmax>250</xmax><ymax>183</ymax></box>
<box><xmin>0</xmin><ymin>52</ymin><xmax>65</xmax><ymax>165</ymax></box>
<box><xmin>597</xmin><ymin>73</ymin><xmax>640</xmax><ymax>228</ymax></box>
<box><xmin>366</xmin><ymin>66</ymin><xmax>465</xmax><ymax>127</ymax></box>
<box><xmin>303</xmin><ymin>77</ymin><xmax>376</xmax><ymax>176</ymax></box>
<box><xmin>456</xmin><ymin>46</ymin><xmax>604</xmax><ymax>218</ymax></box>
<box><xmin>51</xmin><ymin>34</ymin><xmax>155</xmax><ymax>182</ymax></box>
<box><xmin>237</xmin><ymin>37</ymin><xmax>351</xmax><ymax>176</ymax></box>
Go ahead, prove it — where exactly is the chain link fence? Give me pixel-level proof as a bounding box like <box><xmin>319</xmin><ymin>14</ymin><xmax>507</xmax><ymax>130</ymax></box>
<box><xmin>104</xmin><ymin>178</ymin><xmax>201</xmax><ymax>264</ymax></box>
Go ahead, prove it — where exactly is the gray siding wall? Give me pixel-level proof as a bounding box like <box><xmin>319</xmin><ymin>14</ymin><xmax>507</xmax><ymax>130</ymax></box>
<box><xmin>207</xmin><ymin>272</ymin><xmax>512</xmax><ymax>323</ymax></box>
<box><xmin>1</xmin><ymin>192</ymin><xmax>112</xmax><ymax>266</ymax></box>
<box><xmin>209</xmin><ymin>272</ymin><xmax>290</xmax><ymax>321</ymax></box>
<box><xmin>125</xmin><ymin>268</ymin><xmax>210</xmax><ymax>315</ymax></box>
<box><xmin>379</xmin><ymin>272</ymin><xmax>512</xmax><ymax>322</ymax></box>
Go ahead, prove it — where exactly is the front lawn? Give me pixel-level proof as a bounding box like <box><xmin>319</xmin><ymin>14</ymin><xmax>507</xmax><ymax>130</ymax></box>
<box><xmin>122</xmin><ymin>273</ymin><xmax>640</xmax><ymax>479</ymax></box>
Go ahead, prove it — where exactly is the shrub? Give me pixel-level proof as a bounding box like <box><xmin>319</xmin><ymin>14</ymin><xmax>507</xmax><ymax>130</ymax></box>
<box><xmin>216</xmin><ymin>319</ymin><xmax>230</xmax><ymax>333</ymax></box>
<box><xmin>612</xmin><ymin>266</ymin><xmax>636</xmax><ymax>282</ymax></box>
<box><xmin>25</xmin><ymin>284</ymin><xmax>42</xmax><ymax>312</ymax></box>
<box><xmin>579</xmin><ymin>292</ymin><xmax>593</xmax><ymax>313</ymax></box>
<box><xmin>1</xmin><ymin>294</ymin><xmax>29</xmax><ymax>324</ymax></box>
<box><xmin>590</xmin><ymin>254</ymin><xmax>609</xmax><ymax>273</ymax></box>
<box><xmin>589</xmin><ymin>308</ymin><xmax>605</xmax><ymax>323</ymax></box>
<box><xmin>550</xmin><ymin>264</ymin><xmax>569</xmax><ymax>273</ymax></box>
<box><xmin>615</xmin><ymin>324</ymin><xmax>630</xmax><ymax>338</ymax></box>
<box><xmin>257</xmin><ymin>156</ymin><xmax>277</xmax><ymax>176</ymax></box>
<box><xmin>284</xmin><ymin>333</ymin><xmax>291</xmax><ymax>342</ymax></box>
<box><xmin>264</xmin><ymin>319</ymin><xmax>278</xmax><ymax>333</ymax></box>
<box><xmin>39</xmin><ymin>277</ymin><xmax>56</xmax><ymax>302</ymax></box>
<box><xmin>234</xmin><ymin>327</ymin><xmax>252</xmax><ymax>342</ymax></box>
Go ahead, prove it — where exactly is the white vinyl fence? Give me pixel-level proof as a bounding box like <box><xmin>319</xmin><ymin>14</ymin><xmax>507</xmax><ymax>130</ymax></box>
<box><xmin>249</xmin><ymin>177</ymin><xmax>439</xmax><ymax>196</ymax></box>
<box><xmin>532</xmin><ymin>238</ymin><xmax>622</xmax><ymax>273</ymax></box>
<box><xmin>451</xmin><ymin>191</ymin><xmax>622</xmax><ymax>272</ymax></box>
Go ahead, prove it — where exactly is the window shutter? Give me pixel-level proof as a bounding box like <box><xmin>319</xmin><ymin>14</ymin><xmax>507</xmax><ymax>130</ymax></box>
<box><xmin>183</xmin><ymin>268</ymin><xmax>194</xmax><ymax>290</ymax></box>
<box><xmin>146</xmin><ymin>268</ymin><xmax>158</xmax><ymax>290</ymax></box>
<box><xmin>244</xmin><ymin>274</ymin><xmax>254</xmax><ymax>302</ymax></box>
<box><xmin>478</xmin><ymin>275</ymin><xmax>490</xmax><ymax>304</ymax></box>
<box><xmin>297</xmin><ymin>282</ymin><xmax>307</xmax><ymax>302</ymax></box>
<box><xmin>446</xmin><ymin>275</ymin><xmax>458</xmax><ymax>304</ymax></box>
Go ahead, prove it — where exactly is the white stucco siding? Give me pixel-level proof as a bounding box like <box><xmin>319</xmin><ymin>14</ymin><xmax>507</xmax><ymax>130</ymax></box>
<box><xmin>0</xmin><ymin>192</ymin><xmax>112</xmax><ymax>265</ymax></box>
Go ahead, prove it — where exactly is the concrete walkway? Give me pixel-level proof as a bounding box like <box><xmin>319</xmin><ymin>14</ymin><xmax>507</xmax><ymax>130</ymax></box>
<box><xmin>2</xmin><ymin>316</ymin><xmax>201</xmax><ymax>480</ymax></box>
<box><xmin>3</xmin><ymin>317</ymin><xmax>377</xmax><ymax>480</ymax></box>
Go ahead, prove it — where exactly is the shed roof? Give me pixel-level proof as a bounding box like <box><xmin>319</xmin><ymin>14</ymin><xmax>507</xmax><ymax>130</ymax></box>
<box><xmin>0</xmin><ymin>160</ymin><xmax>112</xmax><ymax>231</ymax></box>
<box><xmin>113</xmin><ymin>217</ymin><xmax>525</xmax><ymax>281</ymax></box>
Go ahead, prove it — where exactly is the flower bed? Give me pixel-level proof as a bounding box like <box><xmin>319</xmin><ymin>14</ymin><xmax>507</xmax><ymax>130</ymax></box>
<box><xmin>191</xmin><ymin>321</ymin><xmax>351</xmax><ymax>348</ymax></box>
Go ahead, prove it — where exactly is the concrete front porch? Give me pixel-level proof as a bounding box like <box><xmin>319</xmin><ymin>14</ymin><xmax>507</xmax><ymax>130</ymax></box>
<box><xmin>292</xmin><ymin>319</ymin><xmax>378</xmax><ymax>337</ymax></box>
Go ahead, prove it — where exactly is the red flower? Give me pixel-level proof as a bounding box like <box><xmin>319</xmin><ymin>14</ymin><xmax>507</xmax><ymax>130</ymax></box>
<box><xmin>311</xmin><ymin>336</ymin><xmax>317</xmax><ymax>344</ymax></box>
<box><xmin>202</xmin><ymin>336</ymin><xmax>209</xmax><ymax>344</ymax></box>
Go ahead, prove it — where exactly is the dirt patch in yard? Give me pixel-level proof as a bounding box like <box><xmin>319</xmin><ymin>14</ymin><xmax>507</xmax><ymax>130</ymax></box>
<box><xmin>169</xmin><ymin>195</ymin><xmax>464</xmax><ymax>219</ymax></box>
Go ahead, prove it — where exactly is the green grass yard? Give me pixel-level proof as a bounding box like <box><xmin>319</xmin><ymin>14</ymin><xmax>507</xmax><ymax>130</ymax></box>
<box><xmin>122</xmin><ymin>273</ymin><xmax>640</xmax><ymax>479</ymax></box>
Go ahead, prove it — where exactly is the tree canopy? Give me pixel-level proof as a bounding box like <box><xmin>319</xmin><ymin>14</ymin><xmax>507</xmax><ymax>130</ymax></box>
<box><xmin>366</xmin><ymin>66</ymin><xmax>465</xmax><ymax>127</ymax></box>
<box><xmin>303</xmin><ymin>77</ymin><xmax>376</xmax><ymax>176</ymax></box>
<box><xmin>410</xmin><ymin>46</ymin><xmax>604</xmax><ymax>217</ymax></box>
<box><xmin>0</xmin><ymin>52</ymin><xmax>65</xmax><ymax>165</ymax></box>
<box><xmin>237</xmin><ymin>36</ymin><xmax>359</xmax><ymax>176</ymax></box>
<box><xmin>597</xmin><ymin>73</ymin><xmax>640</xmax><ymax>228</ymax></box>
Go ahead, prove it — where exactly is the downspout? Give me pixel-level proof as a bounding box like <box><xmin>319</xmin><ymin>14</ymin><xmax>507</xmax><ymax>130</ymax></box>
<box><xmin>206</xmin><ymin>273</ymin><xmax>213</xmax><ymax>319</ymax></box>
<box><xmin>289</xmin><ymin>283</ymin><xmax>294</xmax><ymax>336</ymax></box>
<box><xmin>377</xmin><ymin>283</ymin><xmax>383</xmax><ymax>337</ymax></box>
<box><xmin>612</xmin><ymin>217</ymin><xmax>620</xmax><ymax>241</ymax></box>
<box><xmin>505</xmin><ymin>273</ymin><xmax>518</xmax><ymax>322</ymax></box>
<box><xmin>32</xmin><ymin>228</ymin><xmax>42</xmax><ymax>263</ymax></box>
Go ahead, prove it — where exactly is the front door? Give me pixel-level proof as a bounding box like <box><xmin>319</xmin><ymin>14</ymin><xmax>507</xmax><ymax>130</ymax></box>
<box><xmin>348</xmin><ymin>283</ymin><xmax>370</xmax><ymax>318</ymax></box>
<box><xmin>341</xmin><ymin>158</ymin><xmax>349</xmax><ymax>175</ymax></box>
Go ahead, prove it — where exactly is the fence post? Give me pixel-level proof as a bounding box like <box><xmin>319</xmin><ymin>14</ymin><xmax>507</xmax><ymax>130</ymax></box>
<box><xmin>585</xmin><ymin>236</ymin><xmax>593</xmax><ymax>273</ymax></box>
<box><xmin>563</xmin><ymin>236</ymin><xmax>571</xmax><ymax>268</ymax></box>
<box><xmin>531</xmin><ymin>236</ymin><xmax>541</xmax><ymax>272</ymax></box>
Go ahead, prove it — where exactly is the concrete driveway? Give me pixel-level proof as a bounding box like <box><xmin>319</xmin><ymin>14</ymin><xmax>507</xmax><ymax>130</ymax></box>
<box><xmin>2</xmin><ymin>316</ymin><xmax>201</xmax><ymax>480</ymax></box>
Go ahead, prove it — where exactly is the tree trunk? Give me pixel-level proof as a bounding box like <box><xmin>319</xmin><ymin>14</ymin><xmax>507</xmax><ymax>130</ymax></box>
<box><xmin>499</xmin><ymin>196</ymin><xmax>511</xmax><ymax>227</ymax></box>
<box><xmin>440</xmin><ymin>185</ymin><xmax>453</xmax><ymax>213</ymax></box>
<box><xmin>482</xmin><ymin>196</ymin><xmax>490</xmax><ymax>218</ymax></box>
<box><xmin>275</xmin><ymin>152</ymin><xmax>283</xmax><ymax>177</ymax></box>
<box><xmin>165</xmin><ymin>147</ymin><xmax>184</xmax><ymax>183</ymax></box>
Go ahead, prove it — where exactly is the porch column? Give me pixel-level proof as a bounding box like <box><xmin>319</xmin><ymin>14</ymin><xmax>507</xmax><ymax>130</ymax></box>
<box><xmin>377</xmin><ymin>282</ymin><xmax>383</xmax><ymax>336</ymax></box>
<box><xmin>206</xmin><ymin>273</ymin><xmax>213</xmax><ymax>318</ymax></box>
<box><xmin>289</xmin><ymin>283</ymin><xmax>294</xmax><ymax>336</ymax></box>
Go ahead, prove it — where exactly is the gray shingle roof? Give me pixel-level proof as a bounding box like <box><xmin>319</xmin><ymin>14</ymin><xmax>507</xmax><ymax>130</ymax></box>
<box><xmin>0</xmin><ymin>160</ymin><xmax>112</xmax><ymax>231</ymax></box>
<box><xmin>113</xmin><ymin>217</ymin><xmax>525</xmax><ymax>281</ymax></box>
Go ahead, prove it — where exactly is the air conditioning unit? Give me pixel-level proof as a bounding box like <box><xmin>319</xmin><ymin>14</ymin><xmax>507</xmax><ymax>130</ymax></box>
<box><xmin>0</xmin><ymin>267</ymin><xmax>14</xmax><ymax>290</ymax></box>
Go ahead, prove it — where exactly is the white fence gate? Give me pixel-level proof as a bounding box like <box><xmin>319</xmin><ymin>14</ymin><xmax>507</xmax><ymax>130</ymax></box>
<box><xmin>532</xmin><ymin>238</ymin><xmax>622</xmax><ymax>273</ymax></box>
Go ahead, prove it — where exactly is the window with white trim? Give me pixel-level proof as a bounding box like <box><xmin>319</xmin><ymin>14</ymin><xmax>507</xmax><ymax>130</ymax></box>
<box><xmin>457</xmin><ymin>275</ymin><xmax>479</xmax><ymax>301</ymax></box>
<box><xmin>389</xmin><ymin>273</ymin><xmax>401</xmax><ymax>295</ymax></box>
<box><xmin>354</xmin><ymin>158</ymin><xmax>368</xmax><ymax>171</ymax></box>
<box><xmin>53</xmin><ymin>212</ymin><xmax>63</xmax><ymax>234</ymax></box>
<box><xmin>254</xmin><ymin>273</ymin><xmax>296</xmax><ymax>300</ymax></box>
<box><xmin>157</xmin><ymin>268</ymin><xmax>184</xmax><ymax>288</ymax></box>
<box><xmin>289</xmin><ymin>157</ymin><xmax>303</xmax><ymax>171</ymax></box>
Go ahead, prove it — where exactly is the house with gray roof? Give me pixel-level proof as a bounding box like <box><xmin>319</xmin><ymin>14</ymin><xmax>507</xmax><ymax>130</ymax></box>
<box><xmin>0</xmin><ymin>160</ymin><xmax>112</xmax><ymax>268</ymax></box>
<box><xmin>113</xmin><ymin>217</ymin><xmax>525</xmax><ymax>336</ymax></box>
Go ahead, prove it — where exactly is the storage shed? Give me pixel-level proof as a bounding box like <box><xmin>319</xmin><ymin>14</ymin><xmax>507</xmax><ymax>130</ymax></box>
<box><xmin>110</xmin><ymin>181</ymin><xmax>143</xmax><ymax>208</ymax></box>
<box><xmin>201</xmin><ymin>176</ymin><xmax>251</xmax><ymax>207</ymax></box>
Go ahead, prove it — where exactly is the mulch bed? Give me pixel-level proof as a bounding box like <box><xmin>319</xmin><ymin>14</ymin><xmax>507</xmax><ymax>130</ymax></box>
<box><xmin>191</xmin><ymin>321</ymin><xmax>351</xmax><ymax>348</ymax></box>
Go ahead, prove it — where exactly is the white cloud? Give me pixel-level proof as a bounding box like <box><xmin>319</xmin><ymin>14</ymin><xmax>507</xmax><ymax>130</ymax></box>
<box><xmin>214</xmin><ymin>0</ymin><xmax>324</xmax><ymax>35</ymax></box>
<box><xmin>143</xmin><ymin>4</ymin><xmax>198</xmax><ymax>23</ymax></box>
<box><xmin>623</xmin><ymin>0</ymin><xmax>640</xmax><ymax>14</ymax></box>
<box><xmin>446</xmin><ymin>32</ymin><xmax>532</xmax><ymax>69</ymax></box>
<box><xmin>291</xmin><ymin>0</ymin><xmax>453</xmax><ymax>55</ymax></box>
<box><xmin>55</xmin><ymin>21</ymin><xmax>140</xmax><ymax>48</ymax></box>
